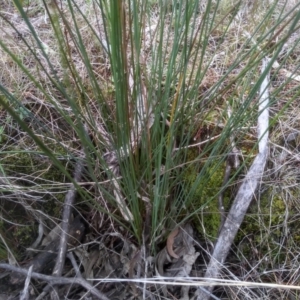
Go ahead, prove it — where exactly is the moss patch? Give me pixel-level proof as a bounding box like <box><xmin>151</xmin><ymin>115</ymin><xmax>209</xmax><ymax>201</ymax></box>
<box><xmin>181</xmin><ymin>150</ymin><xmax>232</xmax><ymax>240</ymax></box>
<box><xmin>0</xmin><ymin>148</ymin><xmax>69</xmax><ymax>259</ymax></box>
<box><xmin>236</xmin><ymin>187</ymin><xmax>287</xmax><ymax>260</ymax></box>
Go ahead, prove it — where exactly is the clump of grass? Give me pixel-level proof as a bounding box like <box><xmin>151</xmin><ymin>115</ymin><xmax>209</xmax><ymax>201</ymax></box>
<box><xmin>1</xmin><ymin>0</ymin><xmax>300</xmax><ymax>298</ymax></box>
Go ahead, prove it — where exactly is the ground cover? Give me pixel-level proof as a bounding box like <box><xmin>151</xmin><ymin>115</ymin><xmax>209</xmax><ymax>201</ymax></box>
<box><xmin>1</xmin><ymin>0</ymin><xmax>300</xmax><ymax>299</ymax></box>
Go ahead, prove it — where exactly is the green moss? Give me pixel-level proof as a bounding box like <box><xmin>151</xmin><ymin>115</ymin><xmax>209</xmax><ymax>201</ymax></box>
<box><xmin>2</xmin><ymin>147</ymin><xmax>67</xmax><ymax>183</ymax></box>
<box><xmin>0</xmin><ymin>148</ymin><xmax>69</xmax><ymax>260</ymax></box>
<box><xmin>0</xmin><ymin>220</ymin><xmax>8</xmax><ymax>261</ymax></box>
<box><xmin>248</xmin><ymin>189</ymin><xmax>285</xmax><ymax>231</ymax></box>
<box><xmin>11</xmin><ymin>224</ymin><xmax>36</xmax><ymax>259</ymax></box>
<box><xmin>0</xmin><ymin>206</ymin><xmax>36</xmax><ymax>261</ymax></box>
<box><xmin>237</xmin><ymin>188</ymin><xmax>287</xmax><ymax>259</ymax></box>
<box><xmin>181</xmin><ymin>151</ymin><xmax>230</xmax><ymax>240</ymax></box>
<box><xmin>13</xmin><ymin>225</ymin><xmax>35</xmax><ymax>247</ymax></box>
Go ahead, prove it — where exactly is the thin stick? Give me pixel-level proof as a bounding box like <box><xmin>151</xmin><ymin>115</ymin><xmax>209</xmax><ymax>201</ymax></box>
<box><xmin>217</xmin><ymin>160</ymin><xmax>232</xmax><ymax>232</ymax></box>
<box><xmin>0</xmin><ymin>263</ymin><xmax>109</xmax><ymax>300</ymax></box>
<box><xmin>50</xmin><ymin>124</ymin><xmax>88</xmax><ymax>300</ymax></box>
<box><xmin>67</xmin><ymin>252</ymin><xmax>83</xmax><ymax>278</ymax></box>
<box><xmin>51</xmin><ymin>156</ymin><xmax>84</xmax><ymax>277</ymax></box>
<box><xmin>19</xmin><ymin>265</ymin><xmax>33</xmax><ymax>300</ymax></box>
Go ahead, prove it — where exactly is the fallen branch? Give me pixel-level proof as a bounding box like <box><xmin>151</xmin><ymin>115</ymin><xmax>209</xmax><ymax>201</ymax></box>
<box><xmin>50</xmin><ymin>124</ymin><xmax>87</xmax><ymax>300</ymax></box>
<box><xmin>51</xmin><ymin>154</ymin><xmax>85</xmax><ymax>277</ymax></box>
<box><xmin>9</xmin><ymin>211</ymin><xmax>85</xmax><ymax>287</ymax></box>
<box><xmin>19</xmin><ymin>265</ymin><xmax>33</xmax><ymax>300</ymax></box>
<box><xmin>195</xmin><ymin>58</ymin><xmax>270</xmax><ymax>299</ymax></box>
<box><xmin>0</xmin><ymin>263</ymin><xmax>109</xmax><ymax>300</ymax></box>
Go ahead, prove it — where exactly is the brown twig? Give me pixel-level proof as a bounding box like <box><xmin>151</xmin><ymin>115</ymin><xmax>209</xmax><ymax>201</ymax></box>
<box><xmin>51</xmin><ymin>156</ymin><xmax>85</xmax><ymax>277</ymax></box>
<box><xmin>50</xmin><ymin>124</ymin><xmax>88</xmax><ymax>299</ymax></box>
<box><xmin>218</xmin><ymin>161</ymin><xmax>231</xmax><ymax>232</ymax></box>
<box><xmin>128</xmin><ymin>249</ymin><xmax>142</xmax><ymax>296</ymax></box>
<box><xmin>217</xmin><ymin>148</ymin><xmax>240</xmax><ymax>234</ymax></box>
<box><xmin>0</xmin><ymin>263</ymin><xmax>109</xmax><ymax>300</ymax></box>
<box><xmin>166</xmin><ymin>227</ymin><xmax>180</xmax><ymax>259</ymax></box>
